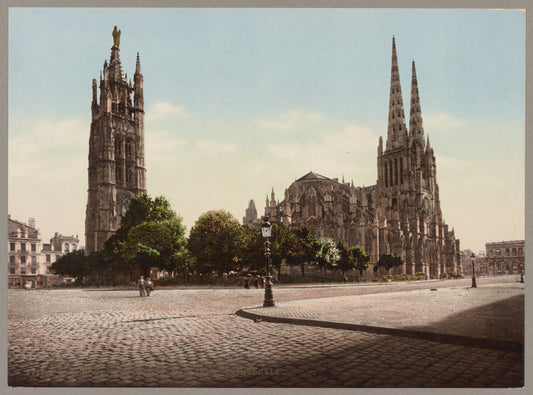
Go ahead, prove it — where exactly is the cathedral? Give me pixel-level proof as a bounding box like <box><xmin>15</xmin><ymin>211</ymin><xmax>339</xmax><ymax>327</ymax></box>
<box><xmin>247</xmin><ymin>38</ymin><xmax>461</xmax><ymax>279</ymax></box>
<box><xmin>85</xmin><ymin>27</ymin><xmax>147</xmax><ymax>253</ymax></box>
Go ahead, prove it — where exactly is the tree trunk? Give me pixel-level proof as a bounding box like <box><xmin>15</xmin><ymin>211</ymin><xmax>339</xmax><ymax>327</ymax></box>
<box><xmin>300</xmin><ymin>261</ymin><xmax>305</xmax><ymax>277</ymax></box>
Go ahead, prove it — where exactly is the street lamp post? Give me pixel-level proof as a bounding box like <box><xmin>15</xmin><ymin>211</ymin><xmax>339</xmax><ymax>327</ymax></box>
<box><xmin>471</xmin><ymin>253</ymin><xmax>477</xmax><ymax>288</ymax></box>
<box><xmin>262</xmin><ymin>219</ymin><xmax>275</xmax><ymax>307</ymax></box>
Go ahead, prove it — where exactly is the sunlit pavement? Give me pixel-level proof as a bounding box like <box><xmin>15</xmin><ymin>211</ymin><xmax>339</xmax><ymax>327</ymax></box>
<box><xmin>8</xmin><ymin>276</ymin><xmax>524</xmax><ymax>388</ymax></box>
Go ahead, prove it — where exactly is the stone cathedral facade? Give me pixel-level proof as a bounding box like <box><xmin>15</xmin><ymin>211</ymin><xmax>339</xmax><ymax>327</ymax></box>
<box><xmin>255</xmin><ymin>38</ymin><xmax>461</xmax><ymax>279</ymax></box>
<box><xmin>85</xmin><ymin>28</ymin><xmax>147</xmax><ymax>253</ymax></box>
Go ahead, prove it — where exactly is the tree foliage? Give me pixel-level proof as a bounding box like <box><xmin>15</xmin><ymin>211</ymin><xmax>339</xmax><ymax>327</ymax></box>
<box><xmin>187</xmin><ymin>210</ymin><xmax>243</xmax><ymax>274</ymax></box>
<box><xmin>238</xmin><ymin>225</ymin><xmax>265</xmax><ymax>273</ymax></box>
<box><xmin>315</xmin><ymin>237</ymin><xmax>340</xmax><ymax>275</ymax></box>
<box><xmin>269</xmin><ymin>223</ymin><xmax>294</xmax><ymax>279</ymax></box>
<box><xmin>352</xmin><ymin>246</ymin><xmax>372</xmax><ymax>278</ymax></box>
<box><xmin>50</xmin><ymin>249</ymin><xmax>88</xmax><ymax>278</ymax></box>
<box><xmin>102</xmin><ymin>194</ymin><xmax>188</xmax><ymax>278</ymax></box>
<box><xmin>287</xmin><ymin>228</ymin><xmax>319</xmax><ymax>277</ymax></box>
<box><xmin>374</xmin><ymin>253</ymin><xmax>404</xmax><ymax>277</ymax></box>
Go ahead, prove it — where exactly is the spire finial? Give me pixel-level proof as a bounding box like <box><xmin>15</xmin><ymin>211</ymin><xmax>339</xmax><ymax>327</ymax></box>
<box><xmin>136</xmin><ymin>52</ymin><xmax>141</xmax><ymax>74</ymax></box>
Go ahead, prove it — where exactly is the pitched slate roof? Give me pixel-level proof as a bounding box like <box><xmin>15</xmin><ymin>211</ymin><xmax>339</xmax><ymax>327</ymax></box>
<box><xmin>296</xmin><ymin>171</ymin><xmax>331</xmax><ymax>182</ymax></box>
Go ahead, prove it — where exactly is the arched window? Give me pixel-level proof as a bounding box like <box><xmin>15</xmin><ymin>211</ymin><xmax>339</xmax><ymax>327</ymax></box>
<box><xmin>115</xmin><ymin>137</ymin><xmax>122</xmax><ymax>158</ymax></box>
<box><xmin>126</xmin><ymin>138</ymin><xmax>133</xmax><ymax>159</ymax></box>
<box><xmin>394</xmin><ymin>159</ymin><xmax>398</xmax><ymax>185</ymax></box>
<box><xmin>308</xmin><ymin>188</ymin><xmax>316</xmax><ymax>217</ymax></box>
<box><xmin>64</xmin><ymin>243</ymin><xmax>69</xmax><ymax>252</ymax></box>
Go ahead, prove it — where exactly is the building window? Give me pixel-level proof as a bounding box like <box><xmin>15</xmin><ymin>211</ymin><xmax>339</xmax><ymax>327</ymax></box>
<box><xmin>31</xmin><ymin>256</ymin><xmax>37</xmax><ymax>265</ymax></box>
<box><xmin>21</xmin><ymin>268</ymin><xmax>26</xmax><ymax>274</ymax></box>
<box><xmin>65</xmin><ymin>243</ymin><xmax>69</xmax><ymax>252</ymax></box>
<box><xmin>31</xmin><ymin>243</ymin><xmax>36</xmax><ymax>252</ymax></box>
<box><xmin>9</xmin><ymin>255</ymin><xmax>15</xmax><ymax>264</ymax></box>
<box><xmin>20</xmin><ymin>243</ymin><xmax>26</xmax><ymax>252</ymax></box>
<box><xmin>21</xmin><ymin>256</ymin><xmax>26</xmax><ymax>264</ymax></box>
<box><xmin>10</xmin><ymin>268</ymin><xmax>15</xmax><ymax>274</ymax></box>
<box><xmin>519</xmin><ymin>248</ymin><xmax>523</xmax><ymax>255</ymax></box>
<box><xmin>55</xmin><ymin>255</ymin><xmax>60</xmax><ymax>261</ymax></box>
<box><xmin>46</xmin><ymin>266</ymin><xmax>51</xmax><ymax>274</ymax></box>
<box><xmin>46</xmin><ymin>254</ymin><xmax>51</xmax><ymax>263</ymax></box>
<box><xmin>31</xmin><ymin>268</ymin><xmax>36</xmax><ymax>274</ymax></box>
<box><xmin>10</xmin><ymin>242</ymin><xmax>15</xmax><ymax>251</ymax></box>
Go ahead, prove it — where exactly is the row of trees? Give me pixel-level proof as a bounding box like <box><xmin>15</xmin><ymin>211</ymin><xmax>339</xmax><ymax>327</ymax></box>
<box><xmin>51</xmin><ymin>194</ymin><xmax>403</xmax><ymax>282</ymax></box>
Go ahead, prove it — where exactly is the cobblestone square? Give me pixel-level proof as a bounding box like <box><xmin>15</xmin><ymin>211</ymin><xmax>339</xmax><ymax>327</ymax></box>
<box><xmin>8</xmin><ymin>277</ymin><xmax>524</xmax><ymax>388</ymax></box>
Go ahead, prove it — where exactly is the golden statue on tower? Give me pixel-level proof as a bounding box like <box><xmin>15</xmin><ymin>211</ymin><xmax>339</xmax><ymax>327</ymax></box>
<box><xmin>112</xmin><ymin>26</ymin><xmax>121</xmax><ymax>48</ymax></box>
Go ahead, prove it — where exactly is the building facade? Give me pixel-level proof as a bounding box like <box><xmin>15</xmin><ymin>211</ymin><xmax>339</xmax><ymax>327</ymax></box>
<box><xmin>484</xmin><ymin>240</ymin><xmax>524</xmax><ymax>275</ymax></box>
<box><xmin>255</xmin><ymin>38</ymin><xmax>461</xmax><ymax>279</ymax></box>
<box><xmin>85</xmin><ymin>27</ymin><xmax>147</xmax><ymax>253</ymax></box>
<box><xmin>7</xmin><ymin>216</ymin><xmax>76</xmax><ymax>288</ymax></box>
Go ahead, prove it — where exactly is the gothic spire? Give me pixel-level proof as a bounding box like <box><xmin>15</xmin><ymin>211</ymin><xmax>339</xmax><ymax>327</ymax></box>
<box><xmin>409</xmin><ymin>60</ymin><xmax>425</xmax><ymax>148</ymax></box>
<box><xmin>386</xmin><ymin>36</ymin><xmax>408</xmax><ymax>151</ymax></box>
<box><xmin>135</xmin><ymin>52</ymin><xmax>142</xmax><ymax>75</ymax></box>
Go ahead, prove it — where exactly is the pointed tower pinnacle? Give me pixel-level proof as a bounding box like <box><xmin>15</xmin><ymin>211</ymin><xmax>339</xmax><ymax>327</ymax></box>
<box><xmin>135</xmin><ymin>52</ymin><xmax>142</xmax><ymax>75</ymax></box>
<box><xmin>108</xmin><ymin>27</ymin><xmax>124</xmax><ymax>82</ymax></box>
<box><xmin>386</xmin><ymin>36</ymin><xmax>408</xmax><ymax>151</ymax></box>
<box><xmin>409</xmin><ymin>60</ymin><xmax>425</xmax><ymax>148</ymax></box>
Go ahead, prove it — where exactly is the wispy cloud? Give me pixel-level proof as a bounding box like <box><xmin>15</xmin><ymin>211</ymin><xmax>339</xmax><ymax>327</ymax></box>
<box><xmin>146</xmin><ymin>101</ymin><xmax>188</xmax><ymax>121</ymax></box>
<box><xmin>9</xmin><ymin>118</ymin><xmax>87</xmax><ymax>238</ymax></box>
<box><xmin>259</xmin><ymin>110</ymin><xmax>325</xmax><ymax>131</ymax></box>
<box><xmin>424</xmin><ymin>112</ymin><xmax>469</xmax><ymax>129</ymax></box>
<box><xmin>195</xmin><ymin>140</ymin><xmax>238</xmax><ymax>155</ymax></box>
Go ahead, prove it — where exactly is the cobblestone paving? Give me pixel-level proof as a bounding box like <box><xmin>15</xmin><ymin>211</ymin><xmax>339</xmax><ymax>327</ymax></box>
<box><xmin>8</xmin><ymin>277</ymin><xmax>524</xmax><ymax>388</ymax></box>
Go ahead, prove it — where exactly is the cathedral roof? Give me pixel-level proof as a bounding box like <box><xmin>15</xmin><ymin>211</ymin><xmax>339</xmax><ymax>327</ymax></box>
<box><xmin>296</xmin><ymin>171</ymin><xmax>331</xmax><ymax>182</ymax></box>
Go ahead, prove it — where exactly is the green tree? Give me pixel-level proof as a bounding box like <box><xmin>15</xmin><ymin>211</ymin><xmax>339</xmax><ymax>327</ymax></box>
<box><xmin>336</xmin><ymin>242</ymin><xmax>356</xmax><ymax>276</ymax></box>
<box><xmin>374</xmin><ymin>253</ymin><xmax>404</xmax><ymax>279</ymax></box>
<box><xmin>315</xmin><ymin>237</ymin><xmax>340</xmax><ymax>275</ymax></box>
<box><xmin>50</xmin><ymin>249</ymin><xmax>88</xmax><ymax>278</ymax></box>
<box><xmin>238</xmin><ymin>225</ymin><xmax>265</xmax><ymax>273</ymax></box>
<box><xmin>288</xmin><ymin>228</ymin><xmax>319</xmax><ymax>277</ymax></box>
<box><xmin>352</xmin><ymin>246</ymin><xmax>372</xmax><ymax>279</ymax></box>
<box><xmin>270</xmin><ymin>223</ymin><xmax>294</xmax><ymax>280</ymax></box>
<box><xmin>103</xmin><ymin>194</ymin><xmax>188</xmax><ymax>278</ymax></box>
<box><xmin>188</xmin><ymin>210</ymin><xmax>243</xmax><ymax>274</ymax></box>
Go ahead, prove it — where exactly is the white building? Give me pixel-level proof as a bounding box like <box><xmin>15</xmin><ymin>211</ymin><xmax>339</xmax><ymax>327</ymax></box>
<box><xmin>7</xmin><ymin>215</ymin><xmax>80</xmax><ymax>288</ymax></box>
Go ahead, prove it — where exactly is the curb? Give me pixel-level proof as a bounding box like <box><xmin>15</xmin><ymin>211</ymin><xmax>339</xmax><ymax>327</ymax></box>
<box><xmin>235</xmin><ymin>309</ymin><xmax>523</xmax><ymax>353</ymax></box>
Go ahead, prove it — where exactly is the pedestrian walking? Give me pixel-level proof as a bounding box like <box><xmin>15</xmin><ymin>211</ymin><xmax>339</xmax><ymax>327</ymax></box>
<box><xmin>138</xmin><ymin>275</ymin><xmax>146</xmax><ymax>297</ymax></box>
<box><xmin>145</xmin><ymin>277</ymin><xmax>153</xmax><ymax>296</ymax></box>
<box><xmin>254</xmin><ymin>276</ymin><xmax>259</xmax><ymax>288</ymax></box>
<box><xmin>244</xmin><ymin>277</ymin><xmax>250</xmax><ymax>289</ymax></box>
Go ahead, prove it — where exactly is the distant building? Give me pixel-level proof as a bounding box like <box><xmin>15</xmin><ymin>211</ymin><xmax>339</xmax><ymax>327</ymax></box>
<box><xmin>8</xmin><ymin>215</ymin><xmax>79</xmax><ymax>288</ymax></box>
<box><xmin>243</xmin><ymin>199</ymin><xmax>261</xmax><ymax>229</ymax></box>
<box><xmin>461</xmin><ymin>241</ymin><xmax>524</xmax><ymax>276</ymax></box>
<box><xmin>8</xmin><ymin>215</ymin><xmax>42</xmax><ymax>287</ymax></box>
<box><xmin>485</xmin><ymin>240</ymin><xmax>524</xmax><ymax>275</ymax></box>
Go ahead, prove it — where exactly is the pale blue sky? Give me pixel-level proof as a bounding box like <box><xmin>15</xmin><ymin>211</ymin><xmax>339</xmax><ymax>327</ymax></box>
<box><xmin>8</xmin><ymin>8</ymin><xmax>525</xmax><ymax>253</ymax></box>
